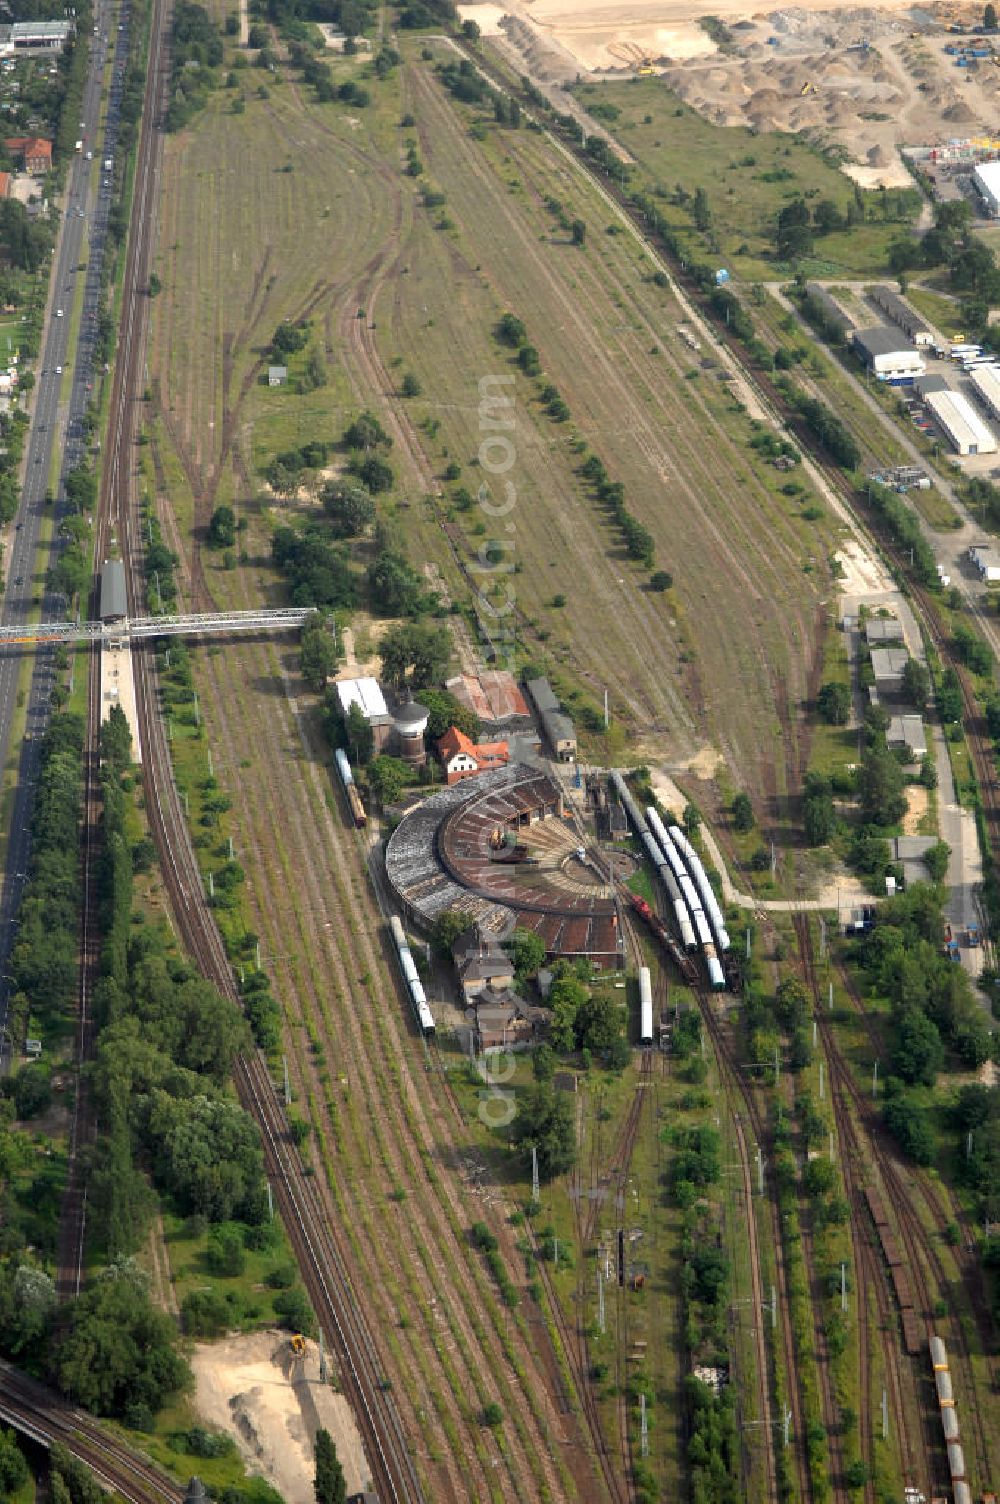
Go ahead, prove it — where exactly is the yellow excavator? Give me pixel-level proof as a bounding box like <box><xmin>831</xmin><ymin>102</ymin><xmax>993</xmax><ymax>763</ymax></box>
<box><xmin>289</xmin><ymin>1334</ymin><xmax>306</xmax><ymax>1357</ymax></box>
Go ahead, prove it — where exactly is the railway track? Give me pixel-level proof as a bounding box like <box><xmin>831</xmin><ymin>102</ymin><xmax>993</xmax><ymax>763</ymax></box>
<box><xmin>66</xmin><ymin>0</ymin><xmax>429</xmax><ymax>1496</ymax></box>
<box><xmin>0</xmin><ymin>1361</ymin><xmax>180</xmax><ymax>1504</ymax></box>
<box><xmin>795</xmin><ymin>916</ymin><xmax>996</xmax><ymax>1496</ymax></box>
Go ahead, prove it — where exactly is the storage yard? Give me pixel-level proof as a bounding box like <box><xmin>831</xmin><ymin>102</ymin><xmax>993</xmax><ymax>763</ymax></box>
<box><xmin>483</xmin><ymin>0</ymin><xmax>1000</xmax><ymax>193</ymax></box>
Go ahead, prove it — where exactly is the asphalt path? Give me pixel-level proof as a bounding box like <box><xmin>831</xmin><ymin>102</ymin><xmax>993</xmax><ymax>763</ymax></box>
<box><xmin>0</xmin><ymin>2</ymin><xmax>133</xmax><ymax>1046</ymax></box>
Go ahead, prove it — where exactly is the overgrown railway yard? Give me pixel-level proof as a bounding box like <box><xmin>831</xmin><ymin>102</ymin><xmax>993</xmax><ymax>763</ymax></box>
<box><xmin>6</xmin><ymin>1</ymin><xmax>1000</xmax><ymax>1504</ymax></box>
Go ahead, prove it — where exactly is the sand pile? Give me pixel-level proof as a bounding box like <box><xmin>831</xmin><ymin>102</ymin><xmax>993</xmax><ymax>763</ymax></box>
<box><xmin>944</xmin><ymin>98</ymin><xmax>977</xmax><ymax>121</ymax></box>
<box><xmin>190</xmin><ymin>1332</ymin><xmax>372</xmax><ymax>1504</ymax></box>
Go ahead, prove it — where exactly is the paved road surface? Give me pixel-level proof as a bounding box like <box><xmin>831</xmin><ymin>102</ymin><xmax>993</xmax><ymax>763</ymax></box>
<box><xmin>0</xmin><ymin>3</ymin><xmax>133</xmax><ymax>1049</ymax></box>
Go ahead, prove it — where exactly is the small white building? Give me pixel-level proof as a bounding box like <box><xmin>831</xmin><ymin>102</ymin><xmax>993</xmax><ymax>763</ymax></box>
<box><xmin>334</xmin><ymin>675</ymin><xmax>393</xmax><ymax>750</ymax></box>
<box><xmin>969</xmin><ymin>544</ymin><xmax>1000</xmax><ymax>581</ymax></box>
<box><xmin>852</xmin><ymin>326</ymin><xmax>926</xmax><ymax>384</ymax></box>
<box><xmin>924</xmin><ymin>388</ymin><xmax>997</xmax><ymax>455</ymax></box>
<box><xmin>974</xmin><ymin>159</ymin><xmax>1000</xmax><ymax>216</ymax></box>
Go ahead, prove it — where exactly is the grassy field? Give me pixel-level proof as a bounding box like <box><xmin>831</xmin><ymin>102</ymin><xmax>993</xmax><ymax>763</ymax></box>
<box><xmin>570</xmin><ymin>79</ymin><xmax>920</xmax><ymax>281</ymax></box>
<box><xmin>141</xmin><ymin>29</ymin><xmax>858</xmax><ymax>1503</ymax></box>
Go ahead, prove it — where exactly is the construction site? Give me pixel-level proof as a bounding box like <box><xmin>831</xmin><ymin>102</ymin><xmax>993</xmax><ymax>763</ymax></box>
<box><xmin>470</xmin><ymin>0</ymin><xmax>1000</xmax><ymax>190</ymax></box>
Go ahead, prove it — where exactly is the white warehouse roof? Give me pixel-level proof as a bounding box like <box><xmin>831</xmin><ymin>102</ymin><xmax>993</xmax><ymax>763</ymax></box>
<box><xmin>969</xmin><ymin>363</ymin><xmax>1000</xmax><ymax>418</ymax></box>
<box><xmin>975</xmin><ymin>159</ymin><xmax>1000</xmax><ymax>210</ymax></box>
<box><xmin>335</xmin><ymin>676</ymin><xmax>388</xmax><ymax>721</ymax></box>
<box><xmin>925</xmin><ymin>388</ymin><xmax>997</xmax><ymax>454</ymax></box>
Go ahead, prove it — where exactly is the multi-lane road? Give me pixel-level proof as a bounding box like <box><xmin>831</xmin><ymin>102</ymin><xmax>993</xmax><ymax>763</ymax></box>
<box><xmin>0</xmin><ymin>2</ymin><xmax>132</xmax><ymax>1045</ymax></box>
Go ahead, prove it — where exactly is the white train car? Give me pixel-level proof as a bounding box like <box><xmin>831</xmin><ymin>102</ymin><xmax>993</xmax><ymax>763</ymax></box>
<box><xmin>389</xmin><ymin>916</ymin><xmax>435</xmax><ymax>1035</ymax></box>
<box><xmin>667</xmin><ymin>823</ymin><xmax>731</xmax><ymax>953</ymax></box>
<box><xmin>638</xmin><ymin>966</ymin><xmax>653</xmax><ymax>1045</ymax></box>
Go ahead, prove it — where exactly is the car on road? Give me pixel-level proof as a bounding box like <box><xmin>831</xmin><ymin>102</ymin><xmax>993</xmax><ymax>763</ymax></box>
<box><xmin>56</xmin><ymin>308</ymin><xmax>63</xmax><ymax>317</ymax></box>
<box><xmin>14</xmin><ymin>576</ymin><xmax>22</xmax><ymax>585</ymax></box>
<box><xmin>55</xmin><ymin>365</ymin><xmax>62</xmax><ymax>374</ymax></box>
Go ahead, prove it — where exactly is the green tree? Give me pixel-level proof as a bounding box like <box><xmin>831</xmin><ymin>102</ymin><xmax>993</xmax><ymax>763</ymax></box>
<box><xmin>367</xmin><ymin>755</ymin><xmax>411</xmax><ymax>805</ymax></box>
<box><xmin>314</xmin><ymin>1429</ymin><xmax>346</xmax><ymax>1504</ymax></box>
<box><xmin>54</xmin><ymin>1266</ymin><xmax>188</xmax><ymax>1420</ymax></box>
<box><xmin>320</xmin><ymin>480</ymin><xmax>376</xmax><ymax>538</ymax></box>
<box><xmin>692</xmin><ymin>185</ymin><xmax>711</xmax><ymax>232</ymax></box>
<box><xmin>100</xmin><ymin>704</ymin><xmax>133</xmax><ymax>772</ymax></box>
<box><xmin>923</xmin><ymin>840</ymin><xmax>950</xmax><ymax>882</ymax></box>
<box><xmin>987</xmin><ymin>1</ymin><xmax>998</xmax><ymax>28</ymax></box>
<box><xmin>817</xmin><ymin>680</ymin><xmax>851</xmax><ymax>725</ymax></box>
<box><xmin>901</xmin><ymin>657</ymin><xmax>929</xmax><ymax>710</ymax></box>
<box><xmin>0</xmin><ymin>1429</ymin><xmax>28</xmax><ymax>1494</ymax></box>
<box><xmin>548</xmin><ymin>974</ymin><xmax>588</xmax><ymax>1053</ymax></box>
<box><xmin>299</xmin><ymin>613</ymin><xmax>338</xmax><ymax>693</ymax></box>
<box><xmin>732</xmin><ymin>792</ymin><xmax>754</xmax><ymax>832</ymax></box>
<box><xmin>379</xmin><ymin>621</ymin><xmax>452</xmax><ymax>687</ymax></box>
<box><xmin>431</xmin><ymin>908</ymin><xmax>469</xmax><ymax>958</ymax></box>
<box><xmin>505</xmin><ymin>928</ymin><xmax>546</xmax><ymax>980</ymax></box>
<box><xmin>343</xmin><ymin>701</ymin><xmax>374</xmax><ymax>766</ymax></box>
<box><xmin>574</xmin><ymin>991</ymin><xmax>623</xmax><ymax>1054</ymax></box>
<box><xmin>351</xmin><ymin>454</ymin><xmax>394</xmax><ymax>494</ymax></box>
<box><xmin>496</xmin><ymin>312</ymin><xmax>527</xmax><ymax>348</ymax></box>
<box><xmin>511</xmin><ymin>1081</ymin><xmax>575</xmax><ymax>1178</ymax></box>
<box><xmin>207</xmin><ymin>505</ymin><xmax>236</xmax><ymax>548</ymax></box>
<box><xmin>650</xmin><ymin>570</ymin><xmax>673</xmax><ymax>592</ymax></box>
<box><xmin>893</xmin><ymin>1007</ymin><xmax>943</xmax><ymax>1087</ymax></box>
<box><xmin>417</xmin><ymin>687</ymin><xmax>479</xmax><ymax>741</ymax></box>
<box><xmin>859</xmin><ymin>743</ymin><xmax>907</xmax><ymax>827</ymax></box>
<box><xmin>343</xmin><ymin>410</ymin><xmax>391</xmax><ymax>452</ymax></box>
<box><xmin>883</xmin><ymin>1095</ymin><xmax>935</xmax><ymax>1165</ymax></box>
<box><xmin>206</xmin><ymin>1224</ymin><xmax>245</xmax><ymax>1277</ymax></box>
<box><xmin>682</xmin><ymin>803</ymin><xmax>701</xmax><ymax>837</ymax></box>
<box><xmin>400</xmin><ymin>372</ymin><xmax>421</xmax><ymax>398</ymax></box>
<box><xmin>571</xmin><ymin>218</ymin><xmax>586</xmax><ymax>246</ymax></box>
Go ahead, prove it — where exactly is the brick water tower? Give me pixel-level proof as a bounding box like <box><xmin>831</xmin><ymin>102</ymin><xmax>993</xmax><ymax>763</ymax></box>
<box><xmin>393</xmin><ymin>698</ymin><xmax>429</xmax><ymax>767</ymax></box>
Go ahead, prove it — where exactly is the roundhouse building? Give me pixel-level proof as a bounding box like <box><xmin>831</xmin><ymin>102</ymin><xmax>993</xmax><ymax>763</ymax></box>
<box><xmin>385</xmin><ymin>763</ymin><xmax>622</xmax><ymax>967</ymax></box>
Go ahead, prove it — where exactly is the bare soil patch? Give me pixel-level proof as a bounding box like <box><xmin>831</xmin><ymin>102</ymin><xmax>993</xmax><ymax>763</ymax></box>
<box><xmin>190</xmin><ymin>1332</ymin><xmax>372</xmax><ymax>1504</ymax></box>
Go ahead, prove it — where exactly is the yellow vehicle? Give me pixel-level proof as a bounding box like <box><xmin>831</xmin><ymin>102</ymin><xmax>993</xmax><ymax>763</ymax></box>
<box><xmin>800</xmin><ymin>80</ymin><xmax>814</xmax><ymax>95</ymax></box>
<box><xmin>289</xmin><ymin>1334</ymin><xmax>306</xmax><ymax>1356</ymax></box>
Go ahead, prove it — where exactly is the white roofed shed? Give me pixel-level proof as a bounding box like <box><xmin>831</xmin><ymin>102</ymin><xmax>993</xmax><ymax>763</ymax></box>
<box><xmin>924</xmin><ymin>388</ymin><xmax>997</xmax><ymax>454</ymax></box>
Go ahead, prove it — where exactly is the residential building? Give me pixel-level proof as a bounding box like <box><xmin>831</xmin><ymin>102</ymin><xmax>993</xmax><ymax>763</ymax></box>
<box><xmin>870</xmin><ymin>647</ymin><xmax>909</xmax><ymax>694</ymax></box>
<box><xmin>334</xmin><ymin>675</ymin><xmax>392</xmax><ymax>751</ymax></box>
<box><xmin>525</xmin><ymin>677</ymin><xmax>576</xmax><ymax>762</ymax></box>
<box><xmin>852</xmin><ymin>326</ymin><xmax>926</xmax><ymax>384</ymax></box>
<box><xmin>4</xmin><ymin>136</ymin><xmax>51</xmax><ymax>174</ymax></box>
<box><xmin>452</xmin><ymin>927</ymin><xmax>515</xmax><ymax>1004</ymax></box>
<box><xmin>472</xmin><ymin>986</ymin><xmax>543</xmax><ymax>1052</ymax></box>
<box><xmin>925</xmin><ymin>387</ymin><xmax>997</xmax><ymax>454</ymax></box>
<box><xmin>888</xmin><ymin>714</ymin><xmax>927</xmax><ymax>759</ymax></box>
<box><xmin>437</xmin><ymin>725</ymin><xmax>509</xmax><ymax>784</ymax></box>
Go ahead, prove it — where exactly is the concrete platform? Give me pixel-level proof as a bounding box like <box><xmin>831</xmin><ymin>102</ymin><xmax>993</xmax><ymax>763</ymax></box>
<box><xmin>100</xmin><ymin>638</ymin><xmax>141</xmax><ymax>764</ymax></box>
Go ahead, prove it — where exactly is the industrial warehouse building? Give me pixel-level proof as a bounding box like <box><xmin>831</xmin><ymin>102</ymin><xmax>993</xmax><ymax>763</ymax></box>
<box><xmin>865</xmin><ymin>617</ymin><xmax>904</xmax><ymax>646</ymax></box>
<box><xmin>888</xmin><ymin>715</ymin><xmax>927</xmax><ymax>760</ymax></box>
<box><xmin>969</xmin><ymin>363</ymin><xmax>1000</xmax><ymax>420</ymax></box>
<box><xmin>924</xmin><ymin>387</ymin><xmax>997</xmax><ymax>454</ymax></box>
<box><xmin>974</xmin><ymin>159</ymin><xmax>1000</xmax><ymax>216</ymax></box>
<box><xmin>866</xmin><ymin>285</ymin><xmax>933</xmax><ymax>345</ymax></box>
<box><xmin>334</xmin><ymin>676</ymin><xmax>392</xmax><ymax>752</ymax></box>
<box><xmin>852</xmin><ymin>327</ymin><xmax>926</xmax><ymax>384</ymax></box>
<box><xmin>970</xmin><ymin>544</ymin><xmax>1000</xmax><ymax>581</ymax></box>
<box><xmin>870</xmin><ymin>648</ymin><xmax>910</xmax><ymax>694</ymax></box>
<box><xmin>804</xmin><ymin>281</ymin><xmax>855</xmax><ymax>333</ymax></box>
<box><xmin>525</xmin><ymin>677</ymin><xmax>576</xmax><ymax>762</ymax></box>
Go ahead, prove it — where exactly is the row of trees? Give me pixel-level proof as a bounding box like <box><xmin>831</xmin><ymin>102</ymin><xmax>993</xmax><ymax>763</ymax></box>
<box><xmin>165</xmin><ymin>1</ymin><xmax>223</xmax><ymax>130</ymax></box>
